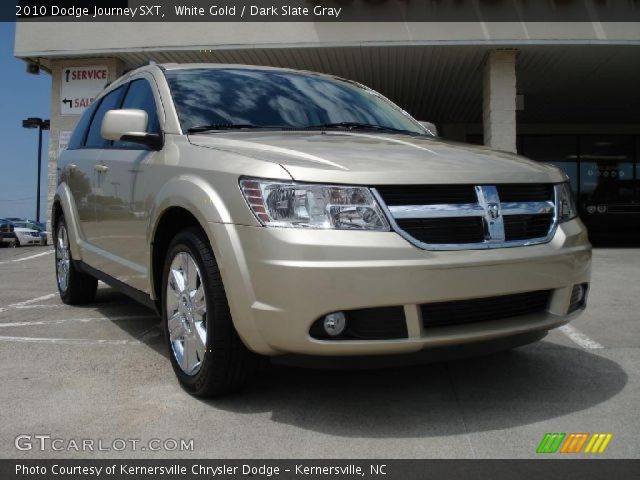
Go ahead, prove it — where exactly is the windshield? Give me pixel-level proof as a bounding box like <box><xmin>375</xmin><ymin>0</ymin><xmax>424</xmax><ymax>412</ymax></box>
<box><xmin>164</xmin><ymin>68</ymin><xmax>427</xmax><ymax>136</ymax></box>
<box><xmin>13</xmin><ymin>221</ymin><xmax>40</xmax><ymax>230</ymax></box>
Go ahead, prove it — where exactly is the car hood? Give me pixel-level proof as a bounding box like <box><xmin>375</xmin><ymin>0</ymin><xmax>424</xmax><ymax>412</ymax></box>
<box><xmin>189</xmin><ymin>131</ymin><xmax>565</xmax><ymax>185</ymax></box>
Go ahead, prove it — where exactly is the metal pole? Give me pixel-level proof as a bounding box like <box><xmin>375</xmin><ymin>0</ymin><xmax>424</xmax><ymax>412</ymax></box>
<box><xmin>36</xmin><ymin>124</ymin><xmax>43</xmax><ymax>222</ymax></box>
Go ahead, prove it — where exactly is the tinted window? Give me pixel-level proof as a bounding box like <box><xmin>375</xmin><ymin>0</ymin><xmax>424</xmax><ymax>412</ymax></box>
<box><xmin>522</xmin><ymin>136</ymin><xmax>579</xmax><ymax>195</ymax></box>
<box><xmin>590</xmin><ymin>181</ymin><xmax>639</xmax><ymax>204</ymax></box>
<box><xmin>67</xmin><ymin>100</ymin><xmax>100</xmax><ymax>149</ymax></box>
<box><xmin>579</xmin><ymin>136</ymin><xmax>634</xmax><ymax>208</ymax></box>
<box><xmin>85</xmin><ymin>86</ymin><xmax>125</xmax><ymax>149</ymax></box>
<box><xmin>113</xmin><ymin>79</ymin><xmax>160</xmax><ymax>149</ymax></box>
<box><xmin>164</xmin><ymin>68</ymin><xmax>425</xmax><ymax>135</ymax></box>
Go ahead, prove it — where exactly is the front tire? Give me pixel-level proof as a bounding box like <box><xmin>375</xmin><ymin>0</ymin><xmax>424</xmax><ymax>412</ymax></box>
<box><xmin>55</xmin><ymin>216</ymin><xmax>97</xmax><ymax>304</ymax></box>
<box><xmin>162</xmin><ymin>228</ymin><xmax>258</xmax><ymax>397</ymax></box>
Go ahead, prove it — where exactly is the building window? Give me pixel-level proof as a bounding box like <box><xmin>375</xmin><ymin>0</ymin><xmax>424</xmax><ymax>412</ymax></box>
<box><xmin>520</xmin><ymin>136</ymin><xmax>579</xmax><ymax>196</ymax></box>
<box><xmin>578</xmin><ymin>136</ymin><xmax>635</xmax><ymax>210</ymax></box>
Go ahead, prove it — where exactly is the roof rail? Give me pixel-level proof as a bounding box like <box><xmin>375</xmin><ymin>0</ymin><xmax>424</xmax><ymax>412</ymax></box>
<box><xmin>122</xmin><ymin>60</ymin><xmax>164</xmax><ymax>75</ymax></box>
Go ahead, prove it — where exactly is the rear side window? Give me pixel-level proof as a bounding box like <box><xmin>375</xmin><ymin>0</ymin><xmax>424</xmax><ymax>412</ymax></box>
<box><xmin>85</xmin><ymin>86</ymin><xmax>125</xmax><ymax>149</ymax></box>
<box><xmin>67</xmin><ymin>100</ymin><xmax>100</xmax><ymax>150</ymax></box>
<box><xmin>114</xmin><ymin>79</ymin><xmax>160</xmax><ymax>149</ymax></box>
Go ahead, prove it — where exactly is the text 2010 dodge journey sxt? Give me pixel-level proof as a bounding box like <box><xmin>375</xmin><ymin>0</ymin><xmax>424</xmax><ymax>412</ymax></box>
<box><xmin>54</xmin><ymin>63</ymin><xmax>591</xmax><ymax>396</ymax></box>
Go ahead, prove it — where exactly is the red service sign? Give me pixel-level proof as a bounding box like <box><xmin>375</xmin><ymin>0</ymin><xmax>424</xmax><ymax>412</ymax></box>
<box><xmin>60</xmin><ymin>65</ymin><xmax>110</xmax><ymax>115</ymax></box>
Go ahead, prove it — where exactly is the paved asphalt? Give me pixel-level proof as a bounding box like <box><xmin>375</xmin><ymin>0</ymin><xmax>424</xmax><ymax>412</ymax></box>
<box><xmin>0</xmin><ymin>245</ymin><xmax>638</xmax><ymax>459</ymax></box>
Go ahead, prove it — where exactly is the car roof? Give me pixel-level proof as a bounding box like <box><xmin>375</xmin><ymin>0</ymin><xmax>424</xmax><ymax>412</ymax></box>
<box><xmin>120</xmin><ymin>62</ymin><xmax>349</xmax><ymax>84</ymax></box>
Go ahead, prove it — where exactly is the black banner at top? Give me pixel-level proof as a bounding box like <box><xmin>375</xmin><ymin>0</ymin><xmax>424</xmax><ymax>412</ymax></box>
<box><xmin>7</xmin><ymin>0</ymin><xmax>640</xmax><ymax>22</ymax></box>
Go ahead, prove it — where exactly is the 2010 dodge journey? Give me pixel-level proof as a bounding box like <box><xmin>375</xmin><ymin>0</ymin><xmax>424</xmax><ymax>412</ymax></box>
<box><xmin>54</xmin><ymin>63</ymin><xmax>591</xmax><ymax>396</ymax></box>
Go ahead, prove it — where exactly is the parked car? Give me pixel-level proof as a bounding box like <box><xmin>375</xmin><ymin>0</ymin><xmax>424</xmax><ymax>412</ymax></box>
<box><xmin>10</xmin><ymin>220</ymin><xmax>47</xmax><ymax>247</ymax></box>
<box><xmin>53</xmin><ymin>64</ymin><xmax>591</xmax><ymax>397</ymax></box>
<box><xmin>29</xmin><ymin>220</ymin><xmax>49</xmax><ymax>245</ymax></box>
<box><xmin>0</xmin><ymin>219</ymin><xmax>16</xmax><ymax>247</ymax></box>
<box><xmin>582</xmin><ymin>179</ymin><xmax>640</xmax><ymax>242</ymax></box>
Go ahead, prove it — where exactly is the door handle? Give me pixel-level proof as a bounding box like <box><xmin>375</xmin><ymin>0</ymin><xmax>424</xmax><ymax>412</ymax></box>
<box><xmin>68</xmin><ymin>163</ymin><xmax>77</xmax><ymax>171</ymax></box>
<box><xmin>94</xmin><ymin>164</ymin><xmax>109</xmax><ymax>173</ymax></box>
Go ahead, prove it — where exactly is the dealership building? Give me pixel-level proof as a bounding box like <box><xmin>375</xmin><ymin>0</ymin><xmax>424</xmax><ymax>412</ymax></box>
<box><xmin>13</xmin><ymin>12</ymin><xmax>640</xmax><ymax>237</ymax></box>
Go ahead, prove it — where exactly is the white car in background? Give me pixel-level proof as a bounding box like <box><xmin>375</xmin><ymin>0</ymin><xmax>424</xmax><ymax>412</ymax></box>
<box><xmin>10</xmin><ymin>220</ymin><xmax>48</xmax><ymax>247</ymax></box>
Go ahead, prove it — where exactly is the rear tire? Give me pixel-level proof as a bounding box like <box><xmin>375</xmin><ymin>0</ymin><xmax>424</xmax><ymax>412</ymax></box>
<box><xmin>55</xmin><ymin>215</ymin><xmax>97</xmax><ymax>305</ymax></box>
<box><xmin>162</xmin><ymin>228</ymin><xmax>258</xmax><ymax>397</ymax></box>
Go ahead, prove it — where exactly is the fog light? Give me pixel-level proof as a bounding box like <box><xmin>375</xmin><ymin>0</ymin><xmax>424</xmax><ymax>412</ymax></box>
<box><xmin>569</xmin><ymin>283</ymin><xmax>588</xmax><ymax>313</ymax></box>
<box><xmin>597</xmin><ymin>205</ymin><xmax>608</xmax><ymax>214</ymax></box>
<box><xmin>323</xmin><ymin>312</ymin><xmax>347</xmax><ymax>337</ymax></box>
<box><xmin>586</xmin><ymin>205</ymin><xmax>596</xmax><ymax>214</ymax></box>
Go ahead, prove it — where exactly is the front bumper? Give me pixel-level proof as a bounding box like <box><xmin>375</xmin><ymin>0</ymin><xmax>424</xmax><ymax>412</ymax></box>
<box><xmin>16</xmin><ymin>234</ymin><xmax>43</xmax><ymax>245</ymax></box>
<box><xmin>1</xmin><ymin>233</ymin><xmax>16</xmax><ymax>244</ymax></box>
<box><xmin>209</xmin><ymin>218</ymin><xmax>591</xmax><ymax>356</ymax></box>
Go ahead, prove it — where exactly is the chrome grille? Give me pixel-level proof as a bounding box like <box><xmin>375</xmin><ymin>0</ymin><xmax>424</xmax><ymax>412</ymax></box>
<box><xmin>373</xmin><ymin>184</ymin><xmax>558</xmax><ymax>250</ymax></box>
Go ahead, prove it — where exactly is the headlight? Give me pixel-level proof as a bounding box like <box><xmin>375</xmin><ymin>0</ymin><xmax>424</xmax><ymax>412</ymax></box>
<box><xmin>556</xmin><ymin>182</ymin><xmax>577</xmax><ymax>223</ymax></box>
<box><xmin>240</xmin><ymin>178</ymin><xmax>390</xmax><ymax>230</ymax></box>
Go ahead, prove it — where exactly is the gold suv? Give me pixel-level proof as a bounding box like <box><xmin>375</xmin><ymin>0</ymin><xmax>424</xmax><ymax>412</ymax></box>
<box><xmin>54</xmin><ymin>64</ymin><xmax>591</xmax><ymax>396</ymax></box>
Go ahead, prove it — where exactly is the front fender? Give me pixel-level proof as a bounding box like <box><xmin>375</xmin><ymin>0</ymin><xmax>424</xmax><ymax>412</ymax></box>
<box><xmin>147</xmin><ymin>173</ymin><xmax>234</xmax><ymax>241</ymax></box>
<box><xmin>147</xmin><ymin>174</ymin><xmax>274</xmax><ymax>353</ymax></box>
<box><xmin>53</xmin><ymin>182</ymin><xmax>85</xmax><ymax>261</ymax></box>
<box><xmin>147</xmin><ymin>174</ymin><xmax>236</xmax><ymax>302</ymax></box>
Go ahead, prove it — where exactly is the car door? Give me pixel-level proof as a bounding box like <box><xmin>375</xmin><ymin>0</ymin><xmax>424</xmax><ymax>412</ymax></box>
<box><xmin>71</xmin><ymin>85</ymin><xmax>127</xmax><ymax>260</ymax></box>
<box><xmin>90</xmin><ymin>77</ymin><xmax>163</xmax><ymax>291</ymax></box>
<box><xmin>58</xmin><ymin>98</ymin><xmax>102</xmax><ymax>250</ymax></box>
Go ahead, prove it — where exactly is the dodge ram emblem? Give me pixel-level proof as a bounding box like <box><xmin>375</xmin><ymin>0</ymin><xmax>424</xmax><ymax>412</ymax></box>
<box><xmin>487</xmin><ymin>202</ymin><xmax>501</xmax><ymax>219</ymax></box>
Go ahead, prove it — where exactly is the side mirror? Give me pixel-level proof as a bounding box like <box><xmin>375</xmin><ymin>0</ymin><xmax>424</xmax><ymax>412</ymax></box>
<box><xmin>101</xmin><ymin>109</ymin><xmax>162</xmax><ymax>150</ymax></box>
<box><xmin>418</xmin><ymin>121</ymin><xmax>438</xmax><ymax>137</ymax></box>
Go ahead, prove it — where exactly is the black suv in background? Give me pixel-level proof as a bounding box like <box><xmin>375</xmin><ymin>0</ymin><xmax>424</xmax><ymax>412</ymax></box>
<box><xmin>0</xmin><ymin>219</ymin><xmax>16</xmax><ymax>247</ymax></box>
<box><xmin>582</xmin><ymin>180</ymin><xmax>640</xmax><ymax>243</ymax></box>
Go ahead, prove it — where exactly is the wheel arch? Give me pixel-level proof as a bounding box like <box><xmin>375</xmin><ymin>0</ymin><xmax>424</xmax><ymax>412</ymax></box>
<box><xmin>147</xmin><ymin>175</ymin><xmax>273</xmax><ymax>355</ymax></box>
<box><xmin>147</xmin><ymin>175</ymin><xmax>232</xmax><ymax>301</ymax></box>
<box><xmin>52</xmin><ymin>183</ymin><xmax>84</xmax><ymax>261</ymax></box>
<box><xmin>149</xmin><ymin>205</ymin><xmax>208</xmax><ymax>310</ymax></box>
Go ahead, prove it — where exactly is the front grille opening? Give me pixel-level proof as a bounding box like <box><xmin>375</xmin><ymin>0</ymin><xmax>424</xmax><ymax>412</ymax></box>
<box><xmin>396</xmin><ymin>217</ymin><xmax>485</xmax><ymax>244</ymax></box>
<box><xmin>375</xmin><ymin>185</ymin><xmax>477</xmax><ymax>206</ymax></box>
<box><xmin>421</xmin><ymin>290</ymin><xmax>552</xmax><ymax>328</ymax></box>
<box><xmin>310</xmin><ymin>306</ymin><xmax>408</xmax><ymax>340</ymax></box>
<box><xmin>497</xmin><ymin>184</ymin><xmax>555</xmax><ymax>202</ymax></box>
<box><xmin>504</xmin><ymin>214</ymin><xmax>554</xmax><ymax>240</ymax></box>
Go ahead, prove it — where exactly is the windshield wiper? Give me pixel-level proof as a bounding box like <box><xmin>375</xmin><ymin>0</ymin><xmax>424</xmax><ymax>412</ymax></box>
<box><xmin>187</xmin><ymin>122</ymin><xmax>422</xmax><ymax>135</ymax></box>
<box><xmin>187</xmin><ymin>124</ymin><xmax>265</xmax><ymax>133</ymax></box>
<box><xmin>303</xmin><ymin>122</ymin><xmax>419</xmax><ymax>135</ymax></box>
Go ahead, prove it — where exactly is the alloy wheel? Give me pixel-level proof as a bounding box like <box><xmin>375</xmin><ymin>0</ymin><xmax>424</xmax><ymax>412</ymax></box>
<box><xmin>56</xmin><ymin>224</ymin><xmax>70</xmax><ymax>292</ymax></box>
<box><xmin>166</xmin><ymin>251</ymin><xmax>208</xmax><ymax>376</ymax></box>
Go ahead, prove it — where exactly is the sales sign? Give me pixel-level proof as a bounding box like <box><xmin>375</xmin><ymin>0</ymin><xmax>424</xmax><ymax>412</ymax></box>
<box><xmin>58</xmin><ymin>131</ymin><xmax>72</xmax><ymax>157</ymax></box>
<box><xmin>60</xmin><ymin>65</ymin><xmax>109</xmax><ymax>115</ymax></box>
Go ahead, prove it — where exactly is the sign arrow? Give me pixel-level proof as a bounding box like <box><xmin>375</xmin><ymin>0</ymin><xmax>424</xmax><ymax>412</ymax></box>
<box><xmin>62</xmin><ymin>98</ymin><xmax>72</xmax><ymax>109</ymax></box>
<box><xmin>65</xmin><ymin>69</ymin><xmax>70</xmax><ymax>82</ymax></box>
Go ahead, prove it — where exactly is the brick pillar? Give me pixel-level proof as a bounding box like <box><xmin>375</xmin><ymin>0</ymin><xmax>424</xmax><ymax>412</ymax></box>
<box><xmin>482</xmin><ymin>49</ymin><xmax>517</xmax><ymax>153</ymax></box>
